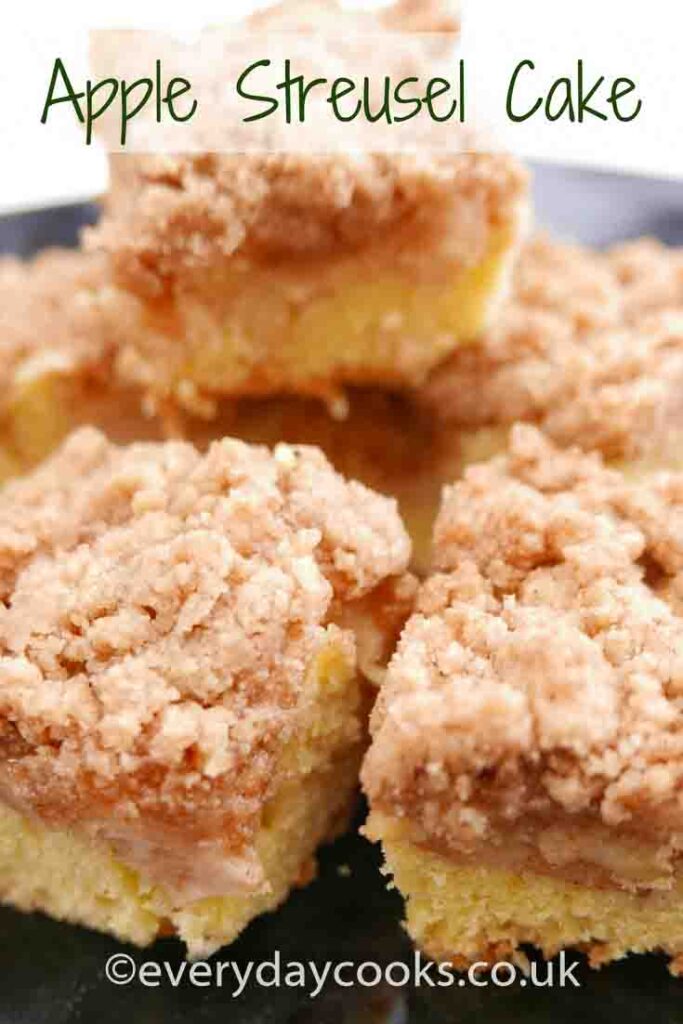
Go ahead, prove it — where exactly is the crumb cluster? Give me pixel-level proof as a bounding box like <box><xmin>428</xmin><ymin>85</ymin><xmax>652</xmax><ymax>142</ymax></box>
<box><xmin>0</xmin><ymin>251</ymin><xmax>113</xmax><ymax>395</ymax></box>
<box><xmin>423</xmin><ymin>235</ymin><xmax>683</xmax><ymax>458</ymax></box>
<box><xmin>363</xmin><ymin>425</ymin><xmax>683</xmax><ymax>850</ymax></box>
<box><xmin>0</xmin><ymin>429</ymin><xmax>409</xmax><ymax>851</ymax></box>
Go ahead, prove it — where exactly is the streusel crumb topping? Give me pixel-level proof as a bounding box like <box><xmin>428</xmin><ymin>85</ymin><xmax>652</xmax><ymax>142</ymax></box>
<box><xmin>0</xmin><ymin>429</ymin><xmax>409</xmax><ymax>847</ymax></box>
<box><xmin>423</xmin><ymin>235</ymin><xmax>683</xmax><ymax>458</ymax></box>
<box><xmin>91</xmin><ymin>152</ymin><xmax>527</xmax><ymax>295</ymax></box>
<box><xmin>363</xmin><ymin>425</ymin><xmax>683</xmax><ymax>846</ymax></box>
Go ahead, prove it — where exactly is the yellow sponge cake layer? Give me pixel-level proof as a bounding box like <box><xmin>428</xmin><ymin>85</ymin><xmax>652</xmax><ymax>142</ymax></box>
<box><xmin>0</xmin><ymin>643</ymin><xmax>362</xmax><ymax>957</ymax></box>
<box><xmin>120</xmin><ymin>222</ymin><xmax>519</xmax><ymax>408</ymax></box>
<box><xmin>369</xmin><ymin>822</ymin><xmax>683</xmax><ymax>972</ymax></box>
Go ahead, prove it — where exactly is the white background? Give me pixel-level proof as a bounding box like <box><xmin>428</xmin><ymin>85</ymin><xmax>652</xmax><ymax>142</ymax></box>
<box><xmin>1</xmin><ymin>0</ymin><xmax>681</xmax><ymax>214</ymax></box>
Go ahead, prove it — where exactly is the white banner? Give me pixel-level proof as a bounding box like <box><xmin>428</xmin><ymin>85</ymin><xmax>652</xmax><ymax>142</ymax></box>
<box><xmin>0</xmin><ymin>0</ymin><xmax>681</xmax><ymax>213</ymax></box>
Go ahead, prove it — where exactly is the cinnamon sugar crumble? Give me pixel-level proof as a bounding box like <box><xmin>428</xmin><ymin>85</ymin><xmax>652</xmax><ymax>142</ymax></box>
<box><xmin>363</xmin><ymin>425</ymin><xmax>683</xmax><ymax>850</ymax></box>
<box><xmin>423</xmin><ymin>235</ymin><xmax>683</xmax><ymax>459</ymax></box>
<box><xmin>0</xmin><ymin>429</ymin><xmax>410</xmax><ymax>850</ymax></box>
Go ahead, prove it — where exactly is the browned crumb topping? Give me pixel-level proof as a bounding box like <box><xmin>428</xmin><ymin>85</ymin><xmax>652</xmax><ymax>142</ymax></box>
<box><xmin>609</xmin><ymin>237</ymin><xmax>683</xmax><ymax>320</ymax></box>
<box><xmin>90</xmin><ymin>152</ymin><xmax>527</xmax><ymax>296</ymax></box>
<box><xmin>0</xmin><ymin>250</ymin><xmax>113</xmax><ymax>396</ymax></box>
<box><xmin>0</xmin><ymin>429</ymin><xmax>410</xmax><ymax>850</ymax></box>
<box><xmin>363</xmin><ymin>425</ymin><xmax>683</xmax><ymax>850</ymax></box>
<box><xmin>423</xmin><ymin>235</ymin><xmax>683</xmax><ymax>459</ymax></box>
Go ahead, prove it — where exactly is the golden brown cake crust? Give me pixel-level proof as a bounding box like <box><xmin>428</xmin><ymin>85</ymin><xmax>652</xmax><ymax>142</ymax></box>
<box><xmin>363</xmin><ymin>425</ymin><xmax>683</xmax><ymax>854</ymax></box>
<box><xmin>0</xmin><ymin>429</ymin><xmax>410</xmax><ymax>855</ymax></box>
<box><xmin>423</xmin><ymin>235</ymin><xmax>683</xmax><ymax>459</ymax></box>
<box><xmin>90</xmin><ymin>152</ymin><xmax>527</xmax><ymax>296</ymax></box>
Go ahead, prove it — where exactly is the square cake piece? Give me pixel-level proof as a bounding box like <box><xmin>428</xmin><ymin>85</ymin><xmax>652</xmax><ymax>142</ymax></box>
<box><xmin>0</xmin><ymin>428</ymin><xmax>413</xmax><ymax>956</ymax></box>
<box><xmin>363</xmin><ymin>425</ymin><xmax>683</xmax><ymax>972</ymax></box>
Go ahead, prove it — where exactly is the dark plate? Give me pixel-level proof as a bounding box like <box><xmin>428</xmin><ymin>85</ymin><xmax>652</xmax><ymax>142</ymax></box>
<box><xmin>1</xmin><ymin>164</ymin><xmax>682</xmax><ymax>1023</ymax></box>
